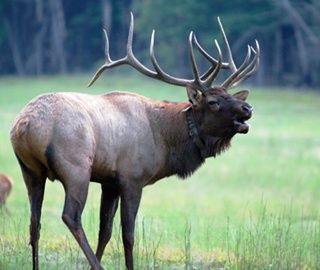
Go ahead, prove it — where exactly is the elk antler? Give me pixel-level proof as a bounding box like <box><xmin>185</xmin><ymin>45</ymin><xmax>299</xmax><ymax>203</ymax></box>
<box><xmin>88</xmin><ymin>13</ymin><xmax>260</xmax><ymax>91</ymax></box>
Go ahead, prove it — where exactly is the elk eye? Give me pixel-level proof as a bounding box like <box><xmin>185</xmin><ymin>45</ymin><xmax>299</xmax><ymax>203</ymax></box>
<box><xmin>208</xmin><ymin>100</ymin><xmax>219</xmax><ymax>108</ymax></box>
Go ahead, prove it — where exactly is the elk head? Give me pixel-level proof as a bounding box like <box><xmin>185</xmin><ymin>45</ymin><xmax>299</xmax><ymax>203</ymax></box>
<box><xmin>186</xmin><ymin>85</ymin><xmax>252</xmax><ymax>135</ymax></box>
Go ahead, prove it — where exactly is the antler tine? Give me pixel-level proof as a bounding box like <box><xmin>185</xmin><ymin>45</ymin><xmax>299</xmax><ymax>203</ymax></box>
<box><xmin>150</xmin><ymin>29</ymin><xmax>223</xmax><ymax>91</ymax></box>
<box><xmin>228</xmin><ymin>40</ymin><xmax>260</xmax><ymax>88</ymax></box>
<box><xmin>193</xmin><ymin>34</ymin><xmax>229</xmax><ymax>71</ymax></box>
<box><xmin>149</xmin><ymin>30</ymin><xmax>195</xmax><ymax>86</ymax></box>
<box><xmin>218</xmin><ymin>17</ymin><xmax>260</xmax><ymax>90</ymax></box>
<box><xmin>126</xmin><ymin>12</ymin><xmax>134</xmax><ymax>56</ymax></box>
<box><xmin>187</xmin><ymin>33</ymin><xmax>224</xmax><ymax>90</ymax></box>
<box><xmin>103</xmin><ymin>29</ymin><xmax>112</xmax><ymax>63</ymax></box>
<box><xmin>203</xmin><ymin>39</ymin><xmax>223</xmax><ymax>87</ymax></box>
<box><xmin>149</xmin><ymin>30</ymin><xmax>163</xmax><ymax>76</ymax></box>
<box><xmin>88</xmin><ymin>12</ymin><xmax>156</xmax><ymax>87</ymax></box>
<box><xmin>123</xmin><ymin>13</ymin><xmax>156</xmax><ymax>77</ymax></box>
<box><xmin>221</xmin><ymin>45</ymin><xmax>252</xmax><ymax>89</ymax></box>
<box><xmin>218</xmin><ymin>17</ymin><xmax>237</xmax><ymax>73</ymax></box>
<box><xmin>87</xmin><ymin>29</ymin><xmax>112</xmax><ymax>87</ymax></box>
<box><xmin>87</xmin><ymin>15</ymin><xmax>131</xmax><ymax>87</ymax></box>
<box><xmin>188</xmin><ymin>32</ymin><xmax>202</xmax><ymax>87</ymax></box>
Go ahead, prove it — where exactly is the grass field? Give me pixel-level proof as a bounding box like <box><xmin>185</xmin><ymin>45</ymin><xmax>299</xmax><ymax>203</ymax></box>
<box><xmin>0</xmin><ymin>75</ymin><xmax>319</xmax><ymax>269</ymax></box>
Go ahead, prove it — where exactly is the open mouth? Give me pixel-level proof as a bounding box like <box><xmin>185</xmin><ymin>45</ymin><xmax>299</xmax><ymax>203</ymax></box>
<box><xmin>234</xmin><ymin>116</ymin><xmax>251</xmax><ymax>134</ymax></box>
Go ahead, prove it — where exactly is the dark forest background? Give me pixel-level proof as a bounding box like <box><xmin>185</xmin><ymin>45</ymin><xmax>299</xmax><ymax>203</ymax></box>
<box><xmin>1</xmin><ymin>0</ymin><xmax>319</xmax><ymax>88</ymax></box>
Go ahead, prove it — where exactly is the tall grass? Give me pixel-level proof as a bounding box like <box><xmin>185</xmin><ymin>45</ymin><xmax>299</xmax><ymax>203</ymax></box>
<box><xmin>0</xmin><ymin>75</ymin><xmax>319</xmax><ymax>269</ymax></box>
<box><xmin>227</xmin><ymin>200</ymin><xmax>320</xmax><ymax>269</ymax></box>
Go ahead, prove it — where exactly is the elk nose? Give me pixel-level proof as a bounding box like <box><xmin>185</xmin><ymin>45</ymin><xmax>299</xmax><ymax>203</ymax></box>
<box><xmin>242</xmin><ymin>104</ymin><xmax>253</xmax><ymax>114</ymax></box>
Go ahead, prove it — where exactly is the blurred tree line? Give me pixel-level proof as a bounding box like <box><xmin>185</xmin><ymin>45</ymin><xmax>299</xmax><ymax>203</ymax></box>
<box><xmin>0</xmin><ymin>0</ymin><xmax>319</xmax><ymax>88</ymax></box>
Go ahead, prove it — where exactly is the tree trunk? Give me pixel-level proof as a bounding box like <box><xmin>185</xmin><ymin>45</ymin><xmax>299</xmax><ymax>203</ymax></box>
<box><xmin>5</xmin><ymin>23</ymin><xmax>25</xmax><ymax>75</ymax></box>
<box><xmin>32</xmin><ymin>21</ymin><xmax>47</xmax><ymax>75</ymax></box>
<box><xmin>293</xmin><ymin>26</ymin><xmax>307</xmax><ymax>84</ymax></box>
<box><xmin>274</xmin><ymin>28</ymin><xmax>282</xmax><ymax>85</ymax></box>
<box><xmin>48</xmin><ymin>0</ymin><xmax>67</xmax><ymax>73</ymax></box>
<box><xmin>101</xmin><ymin>0</ymin><xmax>112</xmax><ymax>32</ymax></box>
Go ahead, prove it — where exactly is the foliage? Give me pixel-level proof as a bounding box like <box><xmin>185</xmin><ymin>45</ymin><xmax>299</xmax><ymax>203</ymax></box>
<box><xmin>0</xmin><ymin>1</ymin><xmax>319</xmax><ymax>87</ymax></box>
<box><xmin>132</xmin><ymin>0</ymin><xmax>275</xmax><ymax>80</ymax></box>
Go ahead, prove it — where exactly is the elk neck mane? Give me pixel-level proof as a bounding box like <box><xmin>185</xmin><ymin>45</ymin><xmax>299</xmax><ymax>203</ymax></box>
<box><xmin>155</xmin><ymin>100</ymin><xmax>232</xmax><ymax>180</ymax></box>
<box><xmin>185</xmin><ymin>106</ymin><xmax>232</xmax><ymax>159</ymax></box>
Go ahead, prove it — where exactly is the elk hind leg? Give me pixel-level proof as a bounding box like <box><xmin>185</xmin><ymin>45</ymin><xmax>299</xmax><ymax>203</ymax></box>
<box><xmin>17</xmin><ymin>158</ymin><xmax>46</xmax><ymax>270</ymax></box>
<box><xmin>61</xmin><ymin>174</ymin><xmax>103</xmax><ymax>270</ymax></box>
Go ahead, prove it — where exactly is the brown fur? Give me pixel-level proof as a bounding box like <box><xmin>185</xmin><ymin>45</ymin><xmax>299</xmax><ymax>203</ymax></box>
<box><xmin>0</xmin><ymin>173</ymin><xmax>13</xmax><ymax>206</ymax></box>
<box><xmin>10</xmin><ymin>86</ymin><xmax>253</xmax><ymax>270</ymax></box>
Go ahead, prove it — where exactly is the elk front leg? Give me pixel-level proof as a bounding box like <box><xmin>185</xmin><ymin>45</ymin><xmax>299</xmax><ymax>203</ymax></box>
<box><xmin>120</xmin><ymin>186</ymin><xmax>142</xmax><ymax>270</ymax></box>
<box><xmin>95</xmin><ymin>184</ymin><xmax>120</xmax><ymax>261</ymax></box>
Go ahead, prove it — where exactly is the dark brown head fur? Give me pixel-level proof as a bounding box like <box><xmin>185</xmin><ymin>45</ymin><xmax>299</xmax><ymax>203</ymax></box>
<box><xmin>185</xmin><ymin>85</ymin><xmax>253</xmax><ymax>156</ymax></box>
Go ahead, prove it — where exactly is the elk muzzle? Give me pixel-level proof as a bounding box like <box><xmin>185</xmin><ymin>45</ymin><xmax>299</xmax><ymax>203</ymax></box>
<box><xmin>234</xmin><ymin>103</ymin><xmax>253</xmax><ymax>134</ymax></box>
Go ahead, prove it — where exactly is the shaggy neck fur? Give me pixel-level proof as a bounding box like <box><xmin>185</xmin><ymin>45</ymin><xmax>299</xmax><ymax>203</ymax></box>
<box><xmin>161</xmin><ymin>104</ymin><xmax>234</xmax><ymax>179</ymax></box>
<box><xmin>204</xmin><ymin>135</ymin><xmax>232</xmax><ymax>157</ymax></box>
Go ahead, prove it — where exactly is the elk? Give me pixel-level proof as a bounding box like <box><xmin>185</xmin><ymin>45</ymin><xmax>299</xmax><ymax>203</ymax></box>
<box><xmin>0</xmin><ymin>173</ymin><xmax>13</xmax><ymax>208</ymax></box>
<box><xmin>10</xmin><ymin>13</ymin><xmax>259</xmax><ymax>270</ymax></box>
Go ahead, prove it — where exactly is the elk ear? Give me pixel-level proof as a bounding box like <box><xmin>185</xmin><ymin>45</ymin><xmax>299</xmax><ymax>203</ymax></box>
<box><xmin>233</xmin><ymin>90</ymin><xmax>249</xmax><ymax>101</ymax></box>
<box><xmin>186</xmin><ymin>85</ymin><xmax>202</xmax><ymax>108</ymax></box>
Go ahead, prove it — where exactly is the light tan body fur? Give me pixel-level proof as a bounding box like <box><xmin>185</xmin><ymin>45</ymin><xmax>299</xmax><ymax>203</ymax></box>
<box><xmin>11</xmin><ymin>91</ymin><xmax>190</xmax><ymax>187</ymax></box>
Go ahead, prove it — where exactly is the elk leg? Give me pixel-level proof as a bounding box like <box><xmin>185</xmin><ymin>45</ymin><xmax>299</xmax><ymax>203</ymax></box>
<box><xmin>95</xmin><ymin>184</ymin><xmax>120</xmax><ymax>261</ymax></box>
<box><xmin>20</xmin><ymin>165</ymin><xmax>46</xmax><ymax>270</ymax></box>
<box><xmin>120</xmin><ymin>187</ymin><xmax>142</xmax><ymax>270</ymax></box>
<box><xmin>61</xmin><ymin>179</ymin><xmax>103</xmax><ymax>270</ymax></box>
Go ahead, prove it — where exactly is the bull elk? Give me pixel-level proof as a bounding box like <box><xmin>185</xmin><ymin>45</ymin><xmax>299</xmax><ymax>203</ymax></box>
<box><xmin>10</xmin><ymin>13</ymin><xmax>259</xmax><ymax>270</ymax></box>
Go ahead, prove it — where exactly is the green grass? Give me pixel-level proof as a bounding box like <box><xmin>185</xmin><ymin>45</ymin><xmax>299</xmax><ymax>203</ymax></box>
<box><xmin>0</xmin><ymin>75</ymin><xmax>320</xmax><ymax>269</ymax></box>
